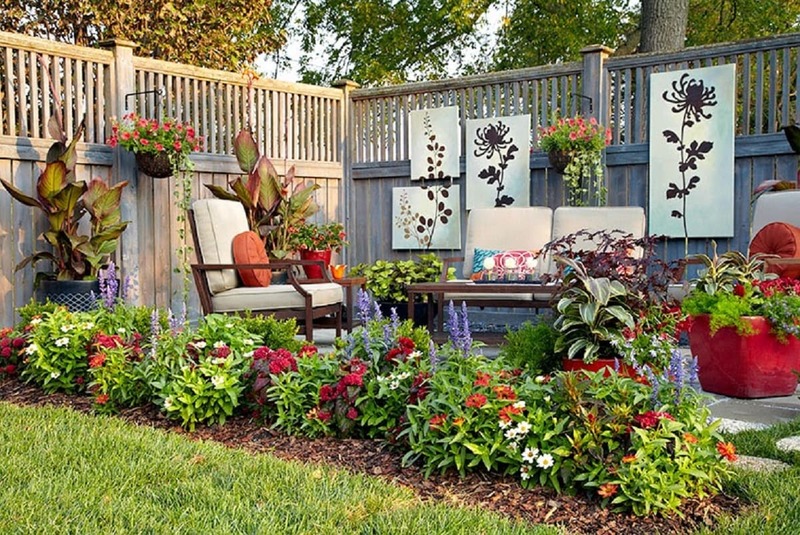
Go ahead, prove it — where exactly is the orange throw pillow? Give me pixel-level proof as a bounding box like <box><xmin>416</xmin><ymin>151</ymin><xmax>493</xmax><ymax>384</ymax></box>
<box><xmin>750</xmin><ymin>222</ymin><xmax>800</xmax><ymax>278</ymax></box>
<box><xmin>232</xmin><ymin>231</ymin><xmax>271</xmax><ymax>287</ymax></box>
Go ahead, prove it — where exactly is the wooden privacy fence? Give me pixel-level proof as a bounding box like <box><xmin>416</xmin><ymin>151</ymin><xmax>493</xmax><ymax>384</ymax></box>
<box><xmin>0</xmin><ymin>32</ymin><xmax>345</xmax><ymax>326</ymax></box>
<box><xmin>346</xmin><ymin>35</ymin><xmax>800</xmax><ymax>266</ymax></box>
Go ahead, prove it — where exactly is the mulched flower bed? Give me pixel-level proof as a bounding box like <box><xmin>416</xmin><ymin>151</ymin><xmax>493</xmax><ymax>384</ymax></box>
<box><xmin>0</xmin><ymin>377</ymin><xmax>742</xmax><ymax>534</ymax></box>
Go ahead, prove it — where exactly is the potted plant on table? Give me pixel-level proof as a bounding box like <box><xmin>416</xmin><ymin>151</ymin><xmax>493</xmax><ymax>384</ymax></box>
<box><xmin>287</xmin><ymin>221</ymin><xmax>347</xmax><ymax>279</ymax></box>
<box><xmin>107</xmin><ymin>112</ymin><xmax>203</xmax><ymax>178</ymax></box>
<box><xmin>537</xmin><ymin>114</ymin><xmax>611</xmax><ymax>206</ymax></box>
<box><xmin>682</xmin><ymin>248</ymin><xmax>800</xmax><ymax>398</ymax></box>
<box><xmin>0</xmin><ymin>120</ymin><xmax>130</xmax><ymax>311</ymax></box>
<box><xmin>350</xmin><ymin>253</ymin><xmax>453</xmax><ymax>325</ymax></box>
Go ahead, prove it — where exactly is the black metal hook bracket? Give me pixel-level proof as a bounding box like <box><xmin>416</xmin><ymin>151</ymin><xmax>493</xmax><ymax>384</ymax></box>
<box><xmin>578</xmin><ymin>94</ymin><xmax>593</xmax><ymax>113</ymax></box>
<box><xmin>124</xmin><ymin>88</ymin><xmax>165</xmax><ymax>116</ymax></box>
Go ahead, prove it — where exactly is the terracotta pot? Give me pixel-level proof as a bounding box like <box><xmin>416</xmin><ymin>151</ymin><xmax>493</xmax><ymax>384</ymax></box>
<box><xmin>547</xmin><ymin>149</ymin><xmax>572</xmax><ymax>174</ymax></box>
<box><xmin>135</xmin><ymin>151</ymin><xmax>173</xmax><ymax>178</ymax></box>
<box><xmin>689</xmin><ymin>314</ymin><xmax>800</xmax><ymax>398</ymax></box>
<box><xmin>562</xmin><ymin>358</ymin><xmax>639</xmax><ymax>379</ymax></box>
<box><xmin>299</xmin><ymin>249</ymin><xmax>332</xmax><ymax>279</ymax></box>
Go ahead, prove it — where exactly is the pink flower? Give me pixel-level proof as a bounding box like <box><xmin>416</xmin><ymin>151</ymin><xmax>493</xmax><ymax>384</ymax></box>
<box><xmin>173</xmin><ymin>141</ymin><xmax>182</xmax><ymax>152</ymax></box>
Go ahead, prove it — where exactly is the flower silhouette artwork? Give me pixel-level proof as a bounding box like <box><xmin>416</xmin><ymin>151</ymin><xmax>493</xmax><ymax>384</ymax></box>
<box><xmin>466</xmin><ymin>114</ymin><xmax>531</xmax><ymax>209</ymax></box>
<box><xmin>661</xmin><ymin>73</ymin><xmax>718</xmax><ymax>242</ymax></box>
<box><xmin>474</xmin><ymin>121</ymin><xmax>519</xmax><ymax>207</ymax></box>
<box><xmin>409</xmin><ymin>107</ymin><xmax>460</xmax><ymax>182</ymax></box>
<box><xmin>392</xmin><ymin>185</ymin><xmax>461</xmax><ymax>249</ymax></box>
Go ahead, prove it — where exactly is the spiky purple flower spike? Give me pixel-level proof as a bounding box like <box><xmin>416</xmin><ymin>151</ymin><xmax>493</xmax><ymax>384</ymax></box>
<box><xmin>459</xmin><ymin>302</ymin><xmax>472</xmax><ymax>355</ymax></box>
<box><xmin>429</xmin><ymin>339</ymin><xmax>439</xmax><ymax>371</ymax></box>
<box><xmin>149</xmin><ymin>308</ymin><xmax>161</xmax><ymax>358</ymax></box>
<box><xmin>446</xmin><ymin>300</ymin><xmax>460</xmax><ymax>344</ymax></box>
<box><xmin>98</xmin><ymin>262</ymin><xmax>118</xmax><ymax>309</ymax></box>
<box><xmin>356</xmin><ymin>288</ymin><xmax>372</xmax><ymax>325</ymax></box>
<box><xmin>668</xmin><ymin>348</ymin><xmax>686</xmax><ymax>404</ymax></box>
<box><xmin>390</xmin><ymin>307</ymin><xmax>400</xmax><ymax>335</ymax></box>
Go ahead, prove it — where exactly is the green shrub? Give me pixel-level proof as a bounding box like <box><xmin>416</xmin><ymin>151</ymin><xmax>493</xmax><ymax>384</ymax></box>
<box><xmin>238</xmin><ymin>312</ymin><xmax>302</xmax><ymax>352</ymax></box>
<box><xmin>499</xmin><ymin>319</ymin><xmax>559</xmax><ymax>373</ymax></box>
<box><xmin>87</xmin><ymin>341</ymin><xmax>149</xmax><ymax>414</ymax></box>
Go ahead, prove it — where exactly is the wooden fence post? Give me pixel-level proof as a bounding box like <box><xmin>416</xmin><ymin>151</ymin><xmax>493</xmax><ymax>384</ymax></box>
<box><xmin>580</xmin><ymin>45</ymin><xmax>614</xmax><ymax>127</ymax></box>
<box><xmin>332</xmin><ymin>79</ymin><xmax>360</xmax><ymax>266</ymax></box>
<box><xmin>100</xmin><ymin>39</ymin><xmax>141</xmax><ymax>303</ymax></box>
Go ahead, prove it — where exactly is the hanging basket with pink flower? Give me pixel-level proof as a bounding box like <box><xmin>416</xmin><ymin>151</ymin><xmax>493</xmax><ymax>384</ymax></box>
<box><xmin>106</xmin><ymin>113</ymin><xmax>204</xmax><ymax>178</ymax></box>
<box><xmin>537</xmin><ymin>114</ymin><xmax>611</xmax><ymax>206</ymax></box>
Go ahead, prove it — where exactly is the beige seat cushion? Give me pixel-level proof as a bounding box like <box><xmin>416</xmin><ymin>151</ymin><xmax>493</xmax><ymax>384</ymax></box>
<box><xmin>211</xmin><ymin>283</ymin><xmax>343</xmax><ymax>313</ymax></box>
<box><xmin>441</xmin><ymin>279</ymin><xmax>558</xmax><ymax>303</ymax></box>
<box><xmin>463</xmin><ymin>207</ymin><xmax>553</xmax><ymax>279</ymax></box>
<box><xmin>192</xmin><ymin>198</ymin><xmax>250</xmax><ymax>294</ymax></box>
<box><xmin>752</xmin><ymin>190</ymin><xmax>800</xmax><ymax>237</ymax></box>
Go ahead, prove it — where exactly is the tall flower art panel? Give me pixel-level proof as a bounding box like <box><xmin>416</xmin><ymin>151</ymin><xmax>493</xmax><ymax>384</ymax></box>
<box><xmin>649</xmin><ymin>64</ymin><xmax>735</xmax><ymax>240</ymax></box>
<box><xmin>392</xmin><ymin>185</ymin><xmax>461</xmax><ymax>250</ymax></box>
<box><xmin>409</xmin><ymin>107</ymin><xmax>461</xmax><ymax>181</ymax></box>
<box><xmin>466</xmin><ymin>115</ymin><xmax>531</xmax><ymax>209</ymax></box>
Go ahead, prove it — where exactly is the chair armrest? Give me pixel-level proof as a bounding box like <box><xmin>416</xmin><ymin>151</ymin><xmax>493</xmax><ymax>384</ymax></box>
<box><xmin>190</xmin><ymin>260</ymin><xmax>333</xmax><ymax>298</ymax></box>
<box><xmin>441</xmin><ymin>256</ymin><xmax>464</xmax><ymax>282</ymax></box>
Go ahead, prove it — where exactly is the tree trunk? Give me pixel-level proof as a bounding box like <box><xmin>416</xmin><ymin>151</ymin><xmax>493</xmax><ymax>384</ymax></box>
<box><xmin>639</xmin><ymin>0</ymin><xmax>690</xmax><ymax>53</ymax></box>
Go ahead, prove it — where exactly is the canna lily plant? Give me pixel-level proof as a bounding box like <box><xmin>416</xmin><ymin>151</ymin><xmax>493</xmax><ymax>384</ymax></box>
<box><xmin>0</xmin><ymin>119</ymin><xmax>129</xmax><ymax>282</ymax></box>
<box><xmin>205</xmin><ymin>130</ymin><xmax>319</xmax><ymax>258</ymax></box>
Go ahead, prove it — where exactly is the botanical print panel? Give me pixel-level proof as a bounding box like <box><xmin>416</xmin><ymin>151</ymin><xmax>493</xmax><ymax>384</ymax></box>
<box><xmin>649</xmin><ymin>64</ymin><xmax>736</xmax><ymax>238</ymax></box>
<box><xmin>466</xmin><ymin>114</ymin><xmax>531</xmax><ymax>209</ymax></box>
<box><xmin>392</xmin><ymin>185</ymin><xmax>461</xmax><ymax>250</ymax></box>
<box><xmin>409</xmin><ymin>106</ymin><xmax>461</xmax><ymax>181</ymax></box>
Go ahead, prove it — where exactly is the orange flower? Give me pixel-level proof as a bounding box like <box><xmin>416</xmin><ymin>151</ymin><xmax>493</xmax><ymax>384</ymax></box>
<box><xmin>473</xmin><ymin>372</ymin><xmax>491</xmax><ymax>387</ymax></box>
<box><xmin>453</xmin><ymin>417</ymin><xmax>465</xmax><ymax>426</ymax></box>
<box><xmin>716</xmin><ymin>441</ymin><xmax>738</xmax><ymax>462</ymax></box>
<box><xmin>622</xmin><ymin>454</ymin><xmax>637</xmax><ymax>464</ymax></box>
<box><xmin>429</xmin><ymin>414</ymin><xmax>447</xmax><ymax>429</ymax></box>
<box><xmin>598</xmin><ymin>483</ymin><xmax>618</xmax><ymax>498</ymax></box>
<box><xmin>88</xmin><ymin>353</ymin><xmax>106</xmax><ymax>368</ymax></box>
<box><xmin>492</xmin><ymin>385</ymin><xmax>516</xmax><ymax>401</ymax></box>
<box><xmin>96</xmin><ymin>393</ymin><xmax>110</xmax><ymax>405</ymax></box>
<box><xmin>498</xmin><ymin>404</ymin><xmax>522</xmax><ymax>422</ymax></box>
<box><xmin>465</xmin><ymin>393</ymin><xmax>487</xmax><ymax>408</ymax></box>
<box><xmin>683</xmin><ymin>432</ymin><xmax>698</xmax><ymax>444</ymax></box>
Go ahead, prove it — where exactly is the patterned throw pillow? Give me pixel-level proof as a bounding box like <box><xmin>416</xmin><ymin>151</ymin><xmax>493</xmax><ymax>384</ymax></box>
<box><xmin>491</xmin><ymin>250</ymin><xmax>539</xmax><ymax>277</ymax></box>
<box><xmin>472</xmin><ymin>248</ymin><xmax>502</xmax><ymax>274</ymax></box>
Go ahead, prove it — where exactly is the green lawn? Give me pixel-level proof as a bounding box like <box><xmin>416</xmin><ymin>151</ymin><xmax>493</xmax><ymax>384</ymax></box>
<box><xmin>0</xmin><ymin>402</ymin><xmax>555</xmax><ymax>535</ymax></box>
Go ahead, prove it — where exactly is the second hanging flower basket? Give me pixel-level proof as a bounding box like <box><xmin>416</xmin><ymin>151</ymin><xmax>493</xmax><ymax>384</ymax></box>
<box><xmin>135</xmin><ymin>151</ymin><xmax>173</xmax><ymax>179</ymax></box>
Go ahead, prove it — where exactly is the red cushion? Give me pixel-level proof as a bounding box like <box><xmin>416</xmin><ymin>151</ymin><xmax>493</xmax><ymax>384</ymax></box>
<box><xmin>750</xmin><ymin>222</ymin><xmax>800</xmax><ymax>278</ymax></box>
<box><xmin>232</xmin><ymin>231</ymin><xmax>271</xmax><ymax>287</ymax></box>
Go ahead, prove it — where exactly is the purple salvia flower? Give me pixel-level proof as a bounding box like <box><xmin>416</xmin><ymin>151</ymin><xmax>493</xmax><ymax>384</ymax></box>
<box><xmin>390</xmin><ymin>307</ymin><xmax>400</xmax><ymax>334</ymax></box>
<box><xmin>356</xmin><ymin>289</ymin><xmax>372</xmax><ymax>325</ymax></box>
<box><xmin>100</xmin><ymin>262</ymin><xmax>118</xmax><ymax>309</ymax></box>
<box><xmin>383</xmin><ymin>323</ymin><xmax>393</xmax><ymax>347</ymax></box>
<box><xmin>149</xmin><ymin>309</ymin><xmax>161</xmax><ymax>358</ymax></box>
<box><xmin>643</xmin><ymin>365</ymin><xmax>659</xmax><ymax>407</ymax></box>
<box><xmin>459</xmin><ymin>302</ymin><xmax>472</xmax><ymax>355</ymax></box>
<box><xmin>428</xmin><ymin>339</ymin><xmax>438</xmax><ymax>371</ymax></box>
<box><xmin>345</xmin><ymin>332</ymin><xmax>357</xmax><ymax>359</ymax></box>
<box><xmin>446</xmin><ymin>301</ymin><xmax>460</xmax><ymax>344</ymax></box>
<box><xmin>371</xmin><ymin>298</ymin><xmax>383</xmax><ymax>322</ymax></box>
<box><xmin>614</xmin><ymin>357</ymin><xmax>620</xmax><ymax>372</ymax></box>
<box><xmin>669</xmin><ymin>348</ymin><xmax>685</xmax><ymax>403</ymax></box>
<box><xmin>121</xmin><ymin>274</ymin><xmax>133</xmax><ymax>303</ymax></box>
<box><xmin>688</xmin><ymin>356</ymin><xmax>700</xmax><ymax>385</ymax></box>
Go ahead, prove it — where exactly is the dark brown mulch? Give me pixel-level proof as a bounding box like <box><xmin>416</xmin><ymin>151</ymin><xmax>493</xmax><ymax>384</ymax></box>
<box><xmin>0</xmin><ymin>377</ymin><xmax>742</xmax><ymax>534</ymax></box>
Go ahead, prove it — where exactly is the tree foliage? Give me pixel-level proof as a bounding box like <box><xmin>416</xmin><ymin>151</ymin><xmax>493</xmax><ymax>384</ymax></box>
<box><xmin>686</xmin><ymin>0</ymin><xmax>800</xmax><ymax>46</ymax></box>
<box><xmin>0</xmin><ymin>0</ymin><xmax>284</xmax><ymax>71</ymax></box>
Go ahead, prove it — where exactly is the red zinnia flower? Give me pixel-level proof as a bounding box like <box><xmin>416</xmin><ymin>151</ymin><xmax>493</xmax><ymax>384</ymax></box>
<box><xmin>0</xmin><ymin>347</ymin><xmax>10</xmax><ymax>358</ymax></box>
<box><xmin>717</xmin><ymin>441</ymin><xmax>738</xmax><ymax>462</ymax></box>
<box><xmin>498</xmin><ymin>404</ymin><xmax>522</xmax><ymax>422</ymax></box>
<box><xmin>473</xmin><ymin>371</ymin><xmax>491</xmax><ymax>387</ymax></box>
<box><xmin>429</xmin><ymin>414</ymin><xmax>447</xmax><ymax>429</ymax></box>
<box><xmin>317</xmin><ymin>410</ymin><xmax>332</xmax><ymax>422</ymax></box>
<box><xmin>89</xmin><ymin>353</ymin><xmax>106</xmax><ymax>368</ymax></box>
<box><xmin>465</xmin><ymin>393</ymin><xmax>487</xmax><ymax>408</ymax></box>
<box><xmin>492</xmin><ymin>385</ymin><xmax>516</xmax><ymax>401</ymax></box>
<box><xmin>598</xmin><ymin>483</ymin><xmax>618</xmax><ymax>498</ymax></box>
<box><xmin>96</xmin><ymin>394</ymin><xmax>110</xmax><ymax>405</ymax></box>
<box><xmin>319</xmin><ymin>384</ymin><xmax>337</xmax><ymax>402</ymax></box>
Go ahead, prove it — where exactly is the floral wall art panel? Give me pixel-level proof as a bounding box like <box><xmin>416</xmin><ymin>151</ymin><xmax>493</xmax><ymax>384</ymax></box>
<box><xmin>466</xmin><ymin>114</ymin><xmax>531</xmax><ymax>209</ymax></box>
<box><xmin>648</xmin><ymin>64</ymin><xmax>736</xmax><ymax>238</ymax></box>
<box><xmin>392</xmin><ymin>185</ymin><xmax>461</xmax><ymax>250</ymax></box>
<box><xmin>409</xmin><ymin>106</ymin><xmax>461</xmax><ymax>181</ymax></box>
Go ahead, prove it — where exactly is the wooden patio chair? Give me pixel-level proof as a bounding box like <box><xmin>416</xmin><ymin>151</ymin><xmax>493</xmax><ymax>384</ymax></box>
<box><xmin>188</xmin><ymin>198</ymin><xmax>342</xmax><ymax>341</ymax></box>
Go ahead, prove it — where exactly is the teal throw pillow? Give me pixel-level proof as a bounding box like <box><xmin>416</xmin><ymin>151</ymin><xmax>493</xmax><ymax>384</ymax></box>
<box><xmin>472</xmin><ymin>248</ymin><xmax>502</xmax><ymax>274</ymax></box>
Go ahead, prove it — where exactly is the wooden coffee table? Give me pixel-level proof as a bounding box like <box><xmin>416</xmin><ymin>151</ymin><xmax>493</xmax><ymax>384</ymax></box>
<box><xmin>406</xmin><ymin>281</ymin><xmax>559</xmax><ymax>333</ymax></box>
<box><xmin>336</xmin><ymin>276</ymin><xmax>367</xmax><ymax>332</ymax></box>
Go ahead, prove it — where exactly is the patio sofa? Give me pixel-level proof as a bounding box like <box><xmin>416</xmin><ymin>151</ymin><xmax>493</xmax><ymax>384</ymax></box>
<box><xmin>188</xmin><ymin>198</ymin><xmax>343</xmax><ymax>341</ymax></box>
<box><xmin>435</xmin><ymin>205</ymin><xmax>646</xmax><ymax>331</ymax></box>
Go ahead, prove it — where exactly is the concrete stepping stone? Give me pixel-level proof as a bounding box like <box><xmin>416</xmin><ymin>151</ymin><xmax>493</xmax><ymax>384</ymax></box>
<box><xmin>734</xmin><ymin>455</ymin><xmax>791</xmax><ymax>472</ymax></box>
<box><xmin>776</xmin><ymin>435</ymin><xmax>800</xmax><ymax>452</ymax></box>
<box><xmin>715</xmin><ymin>418</ymin><xmax>769</xmax><ymax>434</ymax></box>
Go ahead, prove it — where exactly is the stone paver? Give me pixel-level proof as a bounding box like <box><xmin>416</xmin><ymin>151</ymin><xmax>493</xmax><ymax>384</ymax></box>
<box><xmin>734</xmin><ymin>454</ymin><xmax>791</xmax><ymax>472</ymax></box>
<box><xmin>776</xmin><ymin>436</ymin><xmax>800</xmax><ymax>452</ymax></box>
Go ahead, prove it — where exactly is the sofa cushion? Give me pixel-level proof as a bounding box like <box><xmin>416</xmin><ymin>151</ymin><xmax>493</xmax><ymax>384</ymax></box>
<box><xmin>749</xmin><ymin>222</ymin><xmax>800</xmax><ymax>278</ymax></box>
<box><xmin>211</xmin><ymin>283</ymin><xmax>344</xmax><ymax>313</ymax></box>
<box><xmin>232</xmin><ymin>231</ymin><xmax>271</xmax><ymax>287</ymax></box>
<box><xmin>192</xmin><ymin>198</ymin><xmax>249</xmax><ymax>294</ymax></box>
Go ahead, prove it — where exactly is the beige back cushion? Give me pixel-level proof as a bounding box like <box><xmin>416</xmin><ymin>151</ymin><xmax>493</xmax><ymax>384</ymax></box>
<box><xmin>546</xmin><ymin>206</ymin><xmax>647</xmax><ymax>274</ymax></box>
<box><xmin>462</xmin><ymin>207</ymin><xmax>554</xmax><ymax>278</ymax></box>
<box><xmin>752</xmin><ymin>191</ymin><xmax>800</xmax><ymax>238</ymax></box>
<box><xmin>192</xmin><ymin>198</ymin><xmax>250</xmax><ymax>294</ymax></box>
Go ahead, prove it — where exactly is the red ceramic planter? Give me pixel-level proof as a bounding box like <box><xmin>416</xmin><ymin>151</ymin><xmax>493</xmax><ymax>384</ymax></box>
<box><xmin>562</xmin><ymin>358</ymin><xmax>638</xmax><ymax>378</ymax></box>
<box><xmin>299</xmin><ymin>249</ymin><xmax>332</xmax><ymax>279</ymax></box>
<box><xmin>689</xmin><ymin>314</ymin><xmax>800</xmax><ymax>398</ymax></box>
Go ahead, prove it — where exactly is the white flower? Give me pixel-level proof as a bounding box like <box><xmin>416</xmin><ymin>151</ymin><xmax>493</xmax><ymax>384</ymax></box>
<box><xmin>60</xmin><ymin>324</ymin><xmax>74</xmax><ymax>333</ymax></box>
<box><xmin>243</xmin><ymin>339</ymin><xmax>254</xmax><ymax>346</ymax></box>
<box><xmin>376</xmin><ymin>375</ymin><xmax>387</xmax><ymax>383</ymax></box>
<box><xmin>244</xmin><ymin>351</ymin><xmax>254</xmax><ymax>358</ymax></box>
<box><xmin>536</xmin><ymin>453</ymin><xmax>554</xmax><ymax>469</ymax></box>
<box><xmin>483</xmin><ymin>257</ymin><xmax>495</xmax><ymax>271</ymax></box>
<box><xmin>521</xmin><ymin>447</ymin><xmax>538</xmax><ymax>463</ymax></box>
<box><xmin>50</xmin><ymin>371</ymin><xmax>60</xmax><ymax>379</ymax></box>
<box><xmin>520</xmin><ymin>465</ymin><xmax>530</xmax><ymax>480</ymax></box>
<box><xmin>408</xmin><ymin>351</ymin><xmax>421</xmax><ymax>360</ymax></box>
<box><xmin>517</xmin><ymin>421</ymin><xmax>532</xmax><ymax>435</ymax></box>
<box><xmin>499</xmin><ymin>420</ymin><xmax>511</xmax><ymax>430</ymax></box>
<box><xmin>55</xmin><ymin>337</ymin><xmax>70</xmax><ymax>347</ymax></box>
<box><xmin>213</xmin><ymin>341</ymin><xmax>226</xmax><ymax>349</ymax></box>
<box><xmin>211</xmin><ymin>375</ymin><xmax>225</xmax><ymax>388</ymax></box>
<box><xmin>512</xmin><ymin>400</ymin><xmax>526</xmax><ymax>409</ymax></box>
<box><xmin>535</xmin><ymin>375</ymin><xmax>546</xmax><ymax>384</ymax></box>
<box><xmin>504</xmin><ymin>427</ymin><xmax>519</xmax><ymax>440</ymax></box>
<box><xmin>82</xmin><ymin>322</ymin><xmax>95</xmax><ymax>330</ymax></box>
<box><xmin>164</xmin><ymin>397</ymin><xmax>173</xmax><ymax>409</ymax></box>
<box><xmin>225</xmin><ymin>323</ymin><xmax>234</xmax><ymax>328</ymax></box>
<box><xmin>507</xmin><ymin>441</ymin><xmax>518</xmax><ymax>451</ymax></box>
<box><xmin>397</xmin><ymin>371</ymin><xmax>411</xmax><ymax>380</ymax></box>
<box><xmin>25</xmin><ymin>343</ymin><xmax>39</xmax><ymax>355</ymax></box>
<box><xmin>543</xmin><ymin>395</ymin><xmax>551</xmax><ymax>403</ymax></box>
<box><xmin>212</xmin><ymin>357</ymin><xmax>227</xmax><ymax>365</ymax></box>
<box><xmin>193</xmin><ymin>341</ymin><xmax>207</xmax><ymax>349</ymax></box>
<box><xmin>389</xmin><ymin>380</ymin><xmax>400</xmax><ymax>390</ymax></box>
<box><xmin>29</xmin><ymin>318</ymin><xmax>42</xmax><ymax>326</ymax></box>
<box><xmin>117</xmin><ymin>327</ymin><xmax>126</xmax><ymax>334</ymax></box>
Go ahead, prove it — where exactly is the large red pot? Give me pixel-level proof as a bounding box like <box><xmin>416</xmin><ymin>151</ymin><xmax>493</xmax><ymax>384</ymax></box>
<box><xmin>689</xmin><ymin>314</ymin><xmax>800</xmax><ymax>398</ymax></box>
<box><xmin>299</xmin><ymin>249</ymin><xmax>332</xmax><ymax>279</ymax></box>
